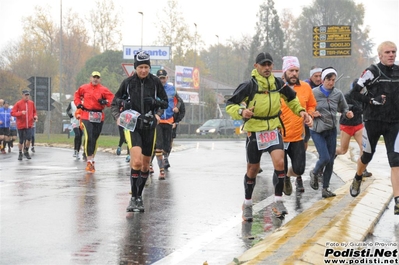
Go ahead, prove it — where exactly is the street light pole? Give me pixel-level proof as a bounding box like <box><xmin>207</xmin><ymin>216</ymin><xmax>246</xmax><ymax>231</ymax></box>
<box><xmin>194</xmin><ymin>23</ymin><xmax>200</xmax><ymax>122</ymax></box>
<box><xmin>194</xmin><ymin>23</ymin><xmax>197</xmax><ymax>67</ymax></box>
<box><xmin>138</xmin><ymin>12</ymin><xmax>144</xmax><ymax>49</ymax></box>
<box><xmin>215</xmin><ymin>35</ymin><xmax>219</xmax><ymax>118</ymax></box>
<box><xmin>59</xmin><ymin>0</ymin><xmax>63</xmax><ymax>106</ymax></box>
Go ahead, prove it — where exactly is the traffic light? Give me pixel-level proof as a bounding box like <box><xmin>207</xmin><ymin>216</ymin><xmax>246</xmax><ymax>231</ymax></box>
<box><xmin>27</xmin><ymin>76</ymin><xmax>35</xmax><ymax>92</ymax></box>
<box><xmin>27</xmin><ymin>76</ymin><xmax>53</xmax><ymax>111</ymax></box>
<box><xmin>50</xmin><ymin>98</ymin><xmax>56</xmax><ymax>111</ymax></box>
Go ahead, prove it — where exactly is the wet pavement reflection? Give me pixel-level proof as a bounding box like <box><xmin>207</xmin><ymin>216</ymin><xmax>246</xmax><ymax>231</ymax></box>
<box><xmin>1</xmin><ymin>140</ymin><xmax>345</xmax><ymax>264</ymax></box>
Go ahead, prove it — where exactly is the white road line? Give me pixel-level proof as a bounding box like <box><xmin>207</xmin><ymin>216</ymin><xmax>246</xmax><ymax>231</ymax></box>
<box><xmin>152</xmin><ymin>195</ymin><xmax>275</xmax><ymax>265</ymax></box>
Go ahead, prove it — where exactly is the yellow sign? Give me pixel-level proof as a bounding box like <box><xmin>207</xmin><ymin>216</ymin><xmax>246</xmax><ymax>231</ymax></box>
<box><xmin>312</xmin><ymin>25</ymin><xmax>352</xmax><ymax>57</ymax></box>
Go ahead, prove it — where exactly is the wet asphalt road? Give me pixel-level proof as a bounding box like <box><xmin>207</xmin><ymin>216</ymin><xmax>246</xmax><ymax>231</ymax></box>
<box><xmin>2</xmin><ymin>140</ymin><xmax>345</xmax><ymax>264</ymax></box>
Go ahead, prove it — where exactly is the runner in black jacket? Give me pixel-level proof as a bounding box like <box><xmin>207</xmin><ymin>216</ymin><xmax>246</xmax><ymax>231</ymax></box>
<box><xmin>111</xmin><ymin>51</ymin><xmax>168</xmax><ymax>213</ymax></box>
<box><xmin>349</xmin><ymin>41</ymin><xmax>399</xmax><ymax>215</ymax></box>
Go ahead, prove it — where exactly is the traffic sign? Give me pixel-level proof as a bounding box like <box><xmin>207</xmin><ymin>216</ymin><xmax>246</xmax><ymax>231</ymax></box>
<box><xmin>121</xmin><ymin>63</ymin><xmax>135</xmax><ymax>76</ymax></box>
<box><xmin>233</xmin><ymin>120</ymin><xmax>243</xmax><ymax>127</ymax></box>
<box><xmin>312</xmin><ymin>25</ymin><xmax>352</xmax><ymax>57</ymax></box>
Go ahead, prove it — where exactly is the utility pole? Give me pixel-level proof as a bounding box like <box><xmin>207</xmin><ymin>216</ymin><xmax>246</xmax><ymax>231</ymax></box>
<box><xmin>215</xmin><ymin>34</ymin><xmax>219</xmax><ymax>118</ymax></box>
<box><xmin>194</xmin><ymin>23</ymin><xmax>200</xmax><ymax>122</ymax></box>
<box><xmin>138</xmin><ymin>12</ymin><xmax>144</xmax><ymax>49</ymax></box>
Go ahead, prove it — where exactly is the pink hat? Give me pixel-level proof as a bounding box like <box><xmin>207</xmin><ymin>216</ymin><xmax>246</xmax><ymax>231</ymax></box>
<box><xmin>282</xmin><ymin>56</ymin><xmax>300</xmax><ymax>73</ymax></box>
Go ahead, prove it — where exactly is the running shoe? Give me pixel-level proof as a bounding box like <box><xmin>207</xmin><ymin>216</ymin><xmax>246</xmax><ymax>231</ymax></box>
<box><xmin>159</xmin><ymin>169</ymin><xmax>166</xmax><ymax>180</ymax></box>
<box><xmin>75</xmin><ymin>153</ymin><xmax>80</xmax><ymax>161</ymax></box>
<box><xmin>31</xmin><ymin>147</ymin><xmax>35</xmax><ymax>153</ymax></box>
<box><xmin>295</xmin><ymin>177</ymin><xmax>305</xmax><ymax>193</ymax></box>
<box><xmin>363</xmin><ymin>169</ymin><xmax>372</xmax><ymax>177</ymax></box>
<box><xmin>24</xmin><ymin>151</ymin><xmax>31</xmax><ymax>159</ymax></box>
<box><xmin>272</xmin><ymin>201</ymin><xmax>288</xmax><ymax>217</ymax></box>
<box><xmin>82</xmin><ymin>153</ymin><xmax>87</xmax><ymax>162</ymax></box>
<box><xmin>18</xmin><ymin>152</ymin><xmax>23</xmax><ymax>161</ymax></box>
<box><xmin>149</xmin><ymin>165</ymin><xmax>154</xmax><ymax>174</ymax></box>
<box><xmin>135</xmin><ymin>196</ymin><xmax>145</xmax><ymax>212</ymax></box>
<box><xmin>85</xmin><ymin>161</ymin><xmax>95</xmax><ymax>173</ymax></box>
<box><xmin>116</xmin><ymin>146</ymin><xmax>121</xmax><ymax>156</ymax></box>
<box><xmin>309</xmin><ymin>170</ymin><xmax>319</xmax><ymax>190</ymax></box>
<box><xmin>126</xmin><ymin>197</ymin><xmax>136</xmax><ymax>212</ymax></box>
<box><xmin>8</xmin><ymin>147</ymin><xmax>11</xmax><ymax>153</ymax></box>
<box><xmin>394</xmin><ymin>200</ymin><xmax>399</xmax><ymax>215</ymax></box>
<box><xmin>242</xmin><ymin>203</ymin><xmax>253</xmax><ymax>222</ymax></box>
<box><xmin>241</xmin><ymin>221</ymin><xmax>254</xmax><ymax>240</ymax></box>
<box><xmin>73</xmin><ymin>150</ymin><xmax>77</xmax><ymax>157</ymax></box>
<box><xmin>125</xmin><ymin>155</ymin><xmax>130</xmax><ymax>162</ymax></box>
<box><xmin>350</xmin><ymin>177</ymin><xmax>362</xmax><ymax>197</ymax></box>
<box><xmin>283</xmin><ymin>176</ymin><xmax>292</xmax><ymax>196</ymax></box>
<box><xmin>322</xmin><ymin>188</ymin><xmax>336</xmax><ymax>198</ymax></box>
<box><xmin>1</xmin><ymin>149</ymin><xmax>6</xmax><ymax>154</ymax></box>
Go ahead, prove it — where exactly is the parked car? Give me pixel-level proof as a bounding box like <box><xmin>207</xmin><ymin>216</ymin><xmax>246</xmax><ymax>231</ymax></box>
<box><xmin>196</xmin><ymin>119</ymin><xmax>237</xmax><ymax>135</ymax></box>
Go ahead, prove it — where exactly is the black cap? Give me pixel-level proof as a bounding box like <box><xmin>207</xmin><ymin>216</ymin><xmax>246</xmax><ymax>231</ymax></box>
<box><xmin>156</xmin><ymin>69</ymin><xmax>167</xmax><ymax>77</ymax></box>
<box><xmin>256</xmin><ymin>52</ymin><xmax>273</xmax><ymax>64</ymax></box>
<box><xmin>134</xmin><ymin>51</ymin><xmax>151</xmax><ymax>69</ymax></box>
<box><xmin>22</xmin><ymin>90</ymin><xmax>30</xmax><ymax>95</ymax></box>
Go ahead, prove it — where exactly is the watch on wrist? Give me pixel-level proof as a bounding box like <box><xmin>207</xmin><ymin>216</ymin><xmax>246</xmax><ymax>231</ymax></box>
<box><xmin>238</xmin><ymin>108</ymin><xmax>243</xmax><ymax>116</ymax></box>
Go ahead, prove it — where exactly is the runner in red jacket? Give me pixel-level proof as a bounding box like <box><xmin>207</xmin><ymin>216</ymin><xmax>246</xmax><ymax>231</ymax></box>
<box><xmin>74</xmin><ymin>71</ymin><xmax>114</xmax><ymax>173</ymax></box>
<box><xmin>11</xmin><ymin>90</ymin><xmax>38</xmax><ymax>160</ymax></box>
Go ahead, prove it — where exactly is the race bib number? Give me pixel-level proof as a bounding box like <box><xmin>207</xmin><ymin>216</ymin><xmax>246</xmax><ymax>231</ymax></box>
<box><xmin>255</xmin><ymin>129</ymin><xmax>279</xmax><ymax>150</ymax></box>
<box><xmin>119</xmin><ymin>110</ymin><xmax>141</xmax><ymax>132</ymax></box>
<box><xmin>88</xmin><ymin>111</ymin><xmax>102</xmax><ymax>123</ymax></box>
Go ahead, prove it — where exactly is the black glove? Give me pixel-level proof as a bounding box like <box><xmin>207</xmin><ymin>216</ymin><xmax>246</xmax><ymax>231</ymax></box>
<box><xmin>98</xmin><ymin>98</ymin><xmax>108</xmax><ymax>105</ymax></box>
<box><xmin>76</xmin><ymin>104</ymin><xmax>84</xmax><ymax>109</ymax></box>
<box><xmin>140</xmin><ymin>111</ymin><xmax>154</xmax><ymax>129</ymax></box>
<box><xmin>370</xmin><ymin>95</ymin><xmax>386</xmax><ymax>105</ymax></box>
<box><xmin>68</xmin><ymin>113</ymin><xmax>73</xmax><ymax>119</ymax></box>
<box><xmin>144</xmin><ymin>97</ymin><xmax>161</xmax><ymax>108</ymax></box>
<box><xmin>121</xmin><ymin>99</ymin><xmax>131</xmax><ymax>111</ymax></box>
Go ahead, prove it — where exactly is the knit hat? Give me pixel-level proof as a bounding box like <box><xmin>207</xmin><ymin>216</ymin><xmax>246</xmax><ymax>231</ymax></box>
<box><xmin>134</xmin><ymin>51</ymin><xmax>151</xmax><ymax>69</ymax></box>
<box><xmin>282</xmin><ymin>56</ymin><xmax>300</xmax><ymax>73</ymax></box>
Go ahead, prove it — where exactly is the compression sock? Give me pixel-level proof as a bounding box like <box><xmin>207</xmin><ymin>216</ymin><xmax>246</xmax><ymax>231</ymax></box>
<box><xmin>274</xmin><ymin>170</ymin><xmax>285</xmax><ymax>197</ymax></box>
<box><xmin>244</xmin><ymin>174</ymin><xmax>256</xmax><ymax>200</ymax></box>
<box><xmin>355</xmin><ymin>173</ymin><xmax>363</xmax><ymax>181</ymax></box>
<box><xmin>130</xmin><ymin>169</ymin><xmax>140</xmax><ymax>198</ymax></box>
<box><xmin>137</xmin><ymin>171</ymin><xmax>149</xmax><ymax>196</ymax></box>
<box><xmin>155</xmin><ymin>151</ymin><xmax>163</xmax><ymax>169</ymax></box>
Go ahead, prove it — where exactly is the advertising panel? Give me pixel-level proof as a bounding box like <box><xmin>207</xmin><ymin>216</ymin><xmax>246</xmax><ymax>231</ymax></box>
<box><xmin>175</xmin><ymin>66</ymin><xmax>200</xmax><ymax>90</ymax></box>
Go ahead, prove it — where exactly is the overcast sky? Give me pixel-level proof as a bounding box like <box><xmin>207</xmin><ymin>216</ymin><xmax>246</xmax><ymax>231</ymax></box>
<box><xmin>0</xmin><ymin>0</ymin><xmax>398</xmax><ymax>57</ymax></box>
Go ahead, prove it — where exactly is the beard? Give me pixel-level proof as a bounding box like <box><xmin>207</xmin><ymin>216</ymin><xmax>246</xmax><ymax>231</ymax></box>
<box><xmin>283</xmin><ymin>72</ymin><xmax>300</xmax><ymax>86</ymax></box>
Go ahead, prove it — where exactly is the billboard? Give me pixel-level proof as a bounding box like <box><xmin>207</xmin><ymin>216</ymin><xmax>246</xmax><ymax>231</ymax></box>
<box><xmin>177</xmin><ymin>91</ymin><xmax>199</xmax><ymax>104</ymax></box>
<box><xmin>175</xmin><ymin>66</ymin><xmax>200</xmax><ymax>90</ymax></box>
<box><xmin>123</xmin><ymin>46</ymin><xmax>171</xmax><ymax>60</ymax></box>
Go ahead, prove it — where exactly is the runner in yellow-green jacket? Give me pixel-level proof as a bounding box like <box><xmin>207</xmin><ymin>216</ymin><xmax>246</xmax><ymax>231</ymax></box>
<box><xmin>226</xmin><ymin>52</ymin><xmax>312</xmax><ymax>221</ymax></box>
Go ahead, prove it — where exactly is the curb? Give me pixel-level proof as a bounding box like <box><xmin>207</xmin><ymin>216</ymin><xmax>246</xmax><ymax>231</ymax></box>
<box><xmin>229</xmin><ymin>145</ymin><xmax>393</xmax><ymax>265</ymax></box>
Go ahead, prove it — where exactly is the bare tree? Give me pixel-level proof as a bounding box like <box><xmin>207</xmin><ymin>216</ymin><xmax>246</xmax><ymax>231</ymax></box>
<box><xmin>280</xmin><ymin>8</ymin><xmax>296</xmax><ymax>56</ymax></box>
<box><xmin>155</xmin><ymin>0</ymin><xmax>196</xmax><ymax>67</ymax></box>
<box><xmin>88</xmin><ymin>0</ymin><xmax>122</xmax><ymax>52</ymax></box>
